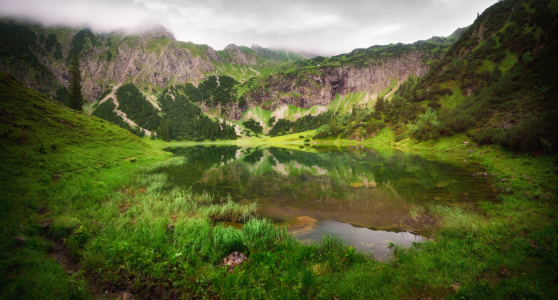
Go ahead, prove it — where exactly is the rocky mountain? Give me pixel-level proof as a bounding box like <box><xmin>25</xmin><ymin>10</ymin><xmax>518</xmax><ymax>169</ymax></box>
<box><xmin>296</xmin><ymin>0</ymin><xmax>558</xmax><ymax>152</ymax></box>
<box><xmin>0</xmin><ymin>19</ymin><xmax>311</xmax><ymax>103</ymax></box>
<box><xmin>250</xmin><ymin>45</ymin><xmax>314</xmax><ymax>63</ymax></box>
<box><xmin>236</xmin><ymin>37</ymin><xmax>457</xmax><ymax>114</ymax></box>
<box><xmin>10</xmin><ymin>0</ymin><xmax>554</xmax><ymax>150</ymax></box>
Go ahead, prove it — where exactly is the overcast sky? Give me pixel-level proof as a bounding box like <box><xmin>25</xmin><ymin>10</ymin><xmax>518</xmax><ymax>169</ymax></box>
<box><xmin>0</xmin><ymin>0</ymin><xmax>498</xmax><ymax>55</ymax></box>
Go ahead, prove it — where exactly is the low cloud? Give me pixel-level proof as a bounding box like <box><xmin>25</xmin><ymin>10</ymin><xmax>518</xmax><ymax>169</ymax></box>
<box><xmin>0</xmin><ymin>0</ymin><xmax>497</xmax><ymax>55</ymax></box>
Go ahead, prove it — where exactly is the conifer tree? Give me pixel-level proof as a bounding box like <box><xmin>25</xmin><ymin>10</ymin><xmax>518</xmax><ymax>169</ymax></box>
<box><xmin>67</xmin><ymin>53</ymin><xmax>85</xmax><ymax>111</ymax></box>
<box><xmin>375</xmin><ymin>96</ymin><xmax>385</xmax><ymax>112</ymax></box>
<box><xmin>159</xmin><ymin>119</ymin><xmax>170</xmax><ymax>142</ymax></box>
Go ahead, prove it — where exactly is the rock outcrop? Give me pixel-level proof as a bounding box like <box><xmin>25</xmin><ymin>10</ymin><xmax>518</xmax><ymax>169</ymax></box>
<box><xmin>221</xmin><ymin>44</ymin><xmax>257</xmax><ymax>65</ymax></box>
<box><xmin>242</xmin><ymin>51</ymin><xmax>429</xmax><ymax>111</ymax></box>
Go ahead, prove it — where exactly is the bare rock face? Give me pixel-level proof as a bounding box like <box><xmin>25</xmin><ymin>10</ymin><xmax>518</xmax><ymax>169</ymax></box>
<box><xmin>243</xmin><ymin>51</ymin><xmax>429</xmax><ymax>110</ymax></box>
<box><xmin>224</xmin><ymin>251</ymin><xmax>248</xmax><ymax>271</ymax></box>
<box><xmin>2</xmin><ymin>21</ymin><xmax>223</xmax><ymax>102</ymax></box>
<box><xmin>73</xmin><ymin>36</ymin><xmax>219</xmax><ymax>101</ymax></box>
<box><xmin>200</xmin><ymin>101</ymin><xmax>245</xmax><ymax>121</ymax></box>
<box><xmin>222</xmin><ymin>44</ymin><xmax>257</xmax><ymax>65</ymax></box>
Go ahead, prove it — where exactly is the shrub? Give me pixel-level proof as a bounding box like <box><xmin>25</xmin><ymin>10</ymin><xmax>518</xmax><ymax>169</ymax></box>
<box><xmin>406</xmin><ymin>109</ymin><xmax>440</xmax><ymax>141</ymax></box>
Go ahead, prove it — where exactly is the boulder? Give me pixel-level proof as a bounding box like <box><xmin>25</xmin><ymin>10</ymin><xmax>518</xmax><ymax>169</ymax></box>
<box><xmin>224</xmin><ymin>251</ymin><xmax>248</xmax><ymax>271</ymax></box>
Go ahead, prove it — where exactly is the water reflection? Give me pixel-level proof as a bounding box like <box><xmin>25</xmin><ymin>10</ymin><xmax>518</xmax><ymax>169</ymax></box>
<box><xmin>293</xmin><ymin>220</ymin><xmax>423</xmax><ymax>261</ymax></box>
<box><xmin>162</xmin><ymin>145</ymin><xmax>496</xmax><ymax>258</ymax></box>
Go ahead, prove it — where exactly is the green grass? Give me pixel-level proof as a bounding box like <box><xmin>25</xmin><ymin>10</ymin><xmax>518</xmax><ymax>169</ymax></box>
<box><xmin>439</xmin><ymin>82</ymin><xmax>465</xmax><ymax>110</ymax></box>
<box><xmin>499</xmin><ymin>52</ymin><xmax>518</xmax><ymax>74</ymax></box>
<box><xmin>2</xmin><ymin>71</ymin><xmax>558</xmax><ymax>299</ymax></box>
<box><xmin>379</xmin><ymin>78</ymin><xmax>398</xmax><ymax>98</ymax></box>
<box><xmin>0</xmin><ymin>72</ymin><xmax>166</xmax><ymax>299</ymax></box>
<box><xmin>329</xmin><ymin>92</ymin><xmax>368</xmax><ymax>114</ymax></box>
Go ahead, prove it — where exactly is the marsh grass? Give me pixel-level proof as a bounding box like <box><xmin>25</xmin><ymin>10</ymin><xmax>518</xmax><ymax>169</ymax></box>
<box><xmin>428</xmin><ymin>204</ymin><xmax>488</xmax><ymax>237</ymax></box>
<box><xmin>409</xmin><ymin>205</ymin><xmax>425</xmax><ymax>221</ymax></box>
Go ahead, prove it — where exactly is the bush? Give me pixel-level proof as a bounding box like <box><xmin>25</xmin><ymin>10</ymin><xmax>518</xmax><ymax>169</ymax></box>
<box><xmin>242</xmin><ymin>119</ymin><xmax>263</xmax><ymax>134</ymax></box>
<box><xmin>406</xmin><ymin>109</ymin><xmax>440</xmax><ymax>141</ymax></box>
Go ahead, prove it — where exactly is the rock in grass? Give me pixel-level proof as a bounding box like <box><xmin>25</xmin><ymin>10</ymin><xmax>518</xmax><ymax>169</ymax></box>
<box><xmin>118</xmin><ymin>292</ymin><xmax>135</xmax><ymax>300</ymax></box>
<box><xmin>13</xmin><ymin>236</ymin><xmax>25</xmax><ymax>242</ymax></box>
<box><xmin>224</xmin><ymin>251</ymin><xmax>247</xmax><ymax>271</ymax></box>
<box><xmin>452</xmin><ymin>282</ymin><xmax>459</xmax><ymax>291</ymax></box>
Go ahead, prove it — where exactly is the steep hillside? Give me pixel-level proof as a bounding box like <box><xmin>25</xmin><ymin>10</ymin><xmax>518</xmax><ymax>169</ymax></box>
<box><xmin>0</xmin><ymin>71</ymin><xmax>163</xmax><ymax>298</ymax></box>
<box><xmin>0</xmin><ymin>72</ymin><xmax>154</xmax><ymax>188</ymax></box>
<box><xmin>381</xmin><ymin>0</ymin><xmax>558</xmax><ymax>152</ymax></box>
<box><xmin>251</xmin><ymin>44</ymin><xmax>314</xmax><ymax>63</ymax></box>
<box><xmin>262</xmin><ymin>0</ymin><xmax>558</xmax><ymax>151</ymax></box>
<box><xmin>238</xmin><ymin>35</ymin><xmax>459</xmax><ymax>113</ymax></box>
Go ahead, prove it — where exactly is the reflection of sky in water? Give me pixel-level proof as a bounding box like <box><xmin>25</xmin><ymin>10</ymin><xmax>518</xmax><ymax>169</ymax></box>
<box><xmin>292</xmin><ymin>220</ymin><xmax>423</xmax><ymax>261</ymax></box>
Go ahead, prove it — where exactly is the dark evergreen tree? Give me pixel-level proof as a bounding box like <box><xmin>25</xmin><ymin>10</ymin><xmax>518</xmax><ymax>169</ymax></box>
<box><xmin>67</xmin><ymin>53</ymin><xmax>84</xmax><ymax>111</ymax></box>
<box><xmin>375</xmin><ymin>96</ymin><xmax>385</xmax><ymax>112</ymax></box>
<box><xmin>159</xmin><ymin>119</ymin><xmax>171</xmax><ymax>142</ymax></box>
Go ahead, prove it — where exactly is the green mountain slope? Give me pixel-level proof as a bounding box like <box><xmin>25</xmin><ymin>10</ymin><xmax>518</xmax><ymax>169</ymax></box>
<box><xmin>0</xmin><ymin>71</ymin><xmax>163</xmax><ymax>299</ymax></box>
<box><xmin>303</xmin><ymin>0</ymin><xmax>558</xmax><ymax>153</ymax></box>
<box><xmin>0</xmin><ymin>72</ymin><xmax>154</xmax><ymax>186</ymax></box>
<box><xmin>390</xmin><ymin>0</ymin><xmax>558</xmax><ymax>152</ymax></box>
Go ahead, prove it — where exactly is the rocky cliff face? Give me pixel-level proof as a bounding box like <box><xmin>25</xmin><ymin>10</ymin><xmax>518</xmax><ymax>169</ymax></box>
<box><xmin>42</xmin><ymin>28</ymin><xmax>221</xmax><ymax>102</ymax></box>
<box><xmin>221</xmin><ymin>44</ymin><xmax>258</xmax><ymax>65</ymax></box>
<box><xmin>0</xmin><ymin>21</ymin><xmax>282</xmax><ymax>102</ymax></box>
<box><xmin>1</xmin><ymin>19</ymin><xmax>453</xmax><ymax>120</ymax></box>
<box><xmin>242</xmin><ymin>51</ymin><xmax>429</xmax><ymax>111</ymax></box>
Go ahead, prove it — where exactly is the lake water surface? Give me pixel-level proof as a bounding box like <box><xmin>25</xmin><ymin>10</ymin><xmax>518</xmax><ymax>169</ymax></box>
<box><xmin>161</xmin><ymin>145</ymin><xmax>496</xmax><ymax>260</ymax></box>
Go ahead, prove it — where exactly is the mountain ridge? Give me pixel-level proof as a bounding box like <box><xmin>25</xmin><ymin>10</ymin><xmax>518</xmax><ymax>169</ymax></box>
<box><xmin>0</xmin><ymin>18</ymin><xmax>316</xmax><ymax>102</ymax></box>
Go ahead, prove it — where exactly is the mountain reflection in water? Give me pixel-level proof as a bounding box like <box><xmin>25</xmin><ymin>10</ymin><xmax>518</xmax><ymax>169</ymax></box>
<box><xmin>160</xmin><ymin>145</ymin><xmax>496</xmax><ymax>259</ymax></box>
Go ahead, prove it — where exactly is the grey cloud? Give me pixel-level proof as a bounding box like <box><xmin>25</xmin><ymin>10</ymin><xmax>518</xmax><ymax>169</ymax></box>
<box><xmin>0</xmin><ymin>0</ymin><xmax>497</xmax><ymax>55</ymax></box>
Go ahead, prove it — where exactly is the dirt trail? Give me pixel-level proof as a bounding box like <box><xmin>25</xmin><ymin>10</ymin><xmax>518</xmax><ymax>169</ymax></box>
<box><xmin>145</xmin><ymin>94</ymin><xmax>161</xmax><ymax>111</ymax></box>
<box><xmin>249</xmin><ymin>67</ymin><xmax>260</xmax><ymax>75</ymax></box>
<box><xmin>50</xmin><ymin>240</ymin><xmax>136</xmax><ymax>299</ymax></box>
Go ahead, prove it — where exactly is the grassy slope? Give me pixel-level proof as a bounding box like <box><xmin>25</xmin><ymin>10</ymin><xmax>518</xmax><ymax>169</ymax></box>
<box><xmin>0</xmin><ymin>72</ymin><xmax>166</xmax><ymax>299</ymax></box>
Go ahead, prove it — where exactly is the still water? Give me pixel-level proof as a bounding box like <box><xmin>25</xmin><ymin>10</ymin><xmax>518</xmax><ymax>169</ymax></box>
<box><xmin>161</xmin><ymin>145</ymin><xmax>496</xmax><ymax>260</ymax></box>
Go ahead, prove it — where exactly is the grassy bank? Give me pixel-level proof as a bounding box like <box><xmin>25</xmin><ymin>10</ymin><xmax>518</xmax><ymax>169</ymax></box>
<box><xmin>136</xmin><ymin>128</ymin><xmax>558</xmax><ymax>299</ymax></box>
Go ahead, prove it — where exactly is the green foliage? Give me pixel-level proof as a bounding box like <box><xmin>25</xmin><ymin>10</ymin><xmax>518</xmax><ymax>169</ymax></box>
<box><xmin>242</xmin><ymin>119</ymin><xmax>263</xmax><ymax>134</ymax></box>
<box><xmin>269</xmin><ymin>113</ymin><xmax>331</xmax><ymax>137</ymax></box>
<box><xmin>91</xmin><ymin>99</ymin><xmax>144</xmax><ymax>137</ymax></box>
<box><xmin>44</xmin><ymin>33</ymin><xmax>62</xmax><ymax>57</ymax></box>
<box><xmin>67</xmin><ymin>54</ymin><xmax>84</xmax><ymax>111</ymax></box>
<box><xmin>158</xmin><ymin>87</ymin><xmax>238</xmax><ymax>141</ymax></box>
<box><xmin>381</xmin><ymin>0</ymin><xmax>558</xmax><ymax>153</ymax></box>
<box><xmin>375</xmin><ymin>95</ymin><xmax>385</xmax><ymax>112</ymax></box>
<box><xmin>311</xmin><ymin>108</ymin><xmax>385</xmax><ymax>140</ymax></box>
<box><xmin>268</xmin><ymin>116</ymin><xmax>276</xmax><ymax>126</ymax></box>
<box><xmin>158</xmin><ymin>118</ymin><xmax>171</xmax><ymax>142</ymax></box>
<box><xmin>0</xmin><ymin>72</ymin><xmax>155</xmax><ymax>299</ymax></box>
<box><xmin>67</xmin><ymin>28</ymin><xmax>100</xmax><ymax>60</ymax></box>
<box><xmin>97</xmin><ymin>87</ymin><xmax>112</xmax><ymax>101</ymax></box>
<box><xmin>196</xmin><ymin>75</ymin><xmax>238</xmax><ymax>106</ymax></box>
<box><xmin>115</xmin><ymin>83</ymin><xmax>160</xmax><ymax>131</ymax></box>
<box><xmin>3</xmin><ymin>70</ymin><xmax>558</xmax><ymax>299</ymax></box>
<box><xmin>0</xmin><ymin>21</ymin><xmax>57</xmax><ymax>93</ymax></box>
<box><xmin>54</xmin><ymin>87</ymin><xmax>68</xmax><ymax>106</ymax></box>
<box><xmin>406</xmin><ymin>109</ymin><xmax>440</xmax><ymax>141</ymax></box>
